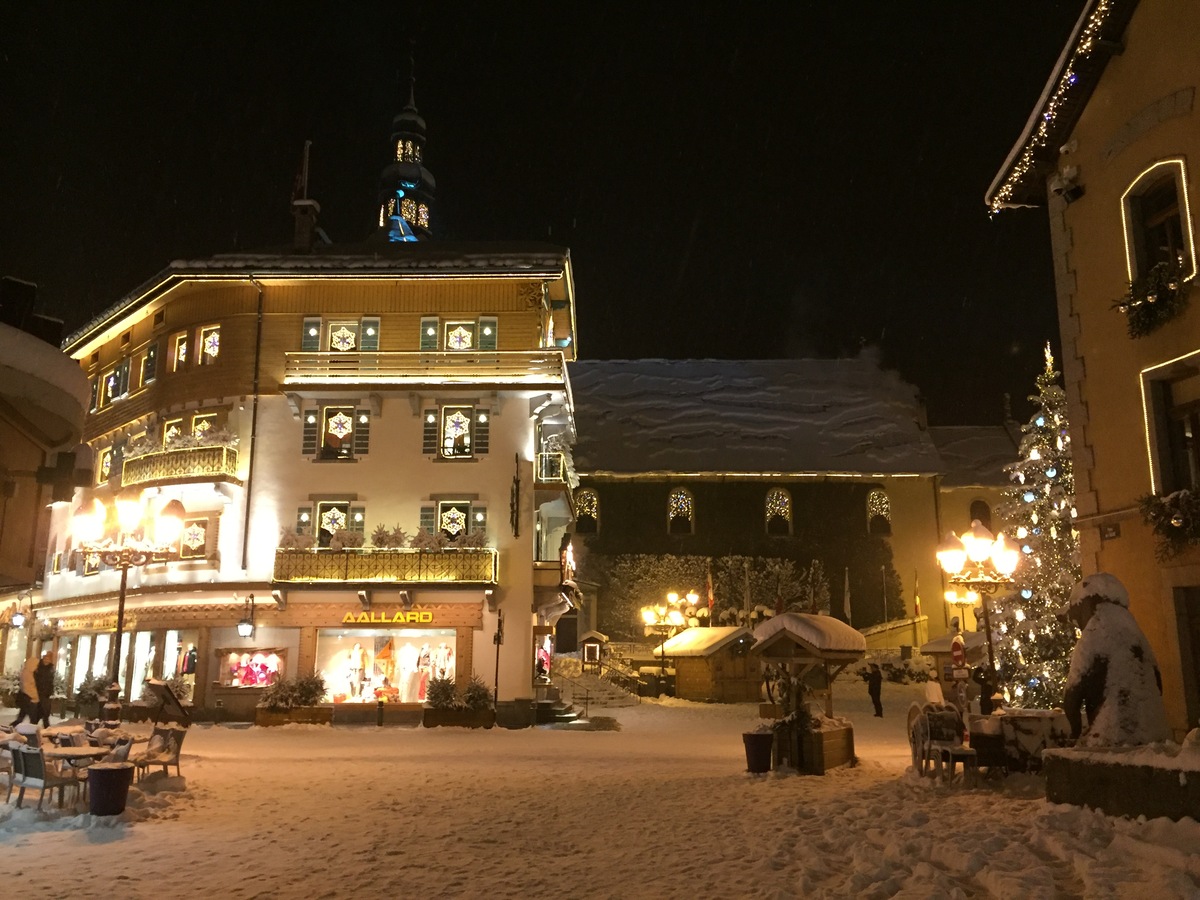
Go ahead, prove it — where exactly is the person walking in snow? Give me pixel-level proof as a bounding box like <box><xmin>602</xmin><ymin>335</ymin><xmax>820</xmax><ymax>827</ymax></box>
<box><xmin>33</xmin><ymin>651</ymin><xmax>56</xmax><ymax>727</ymax></box>
<box><xmin>867</xmin><ymin>663</ymin><xmax>883</xmax><ymax>717</ymax></box>
<box><xmin>10</xmin><ymin>652</ymin><xmax>41</xmax><ymax>726</ymax></box>
<box><xmin>1062</xmin><ymin>573</ymin><xmax>1171</xmax><ymax>747</ymax></box>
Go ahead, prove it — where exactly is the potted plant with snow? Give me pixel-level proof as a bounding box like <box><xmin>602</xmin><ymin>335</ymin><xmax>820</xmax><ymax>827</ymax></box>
<box><xmin>75</xmin><ymin>675</ymin><xmax>111</xmax><ymax>719</ymax></box>
<box><xmin>255</xmin><ymin>673</ymin><xmax>330</xmax><ymax>726</ymax></box>
<box><xmin>422</xmin><ymin>673</ymin><xmax>495</xmax><ymax>728</ymax></box>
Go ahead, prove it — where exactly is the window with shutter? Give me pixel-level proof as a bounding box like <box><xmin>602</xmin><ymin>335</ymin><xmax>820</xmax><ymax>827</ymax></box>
<box><xmin>301</xmin><ymin>318</ymin><xmax>322</xmax><ymax>351</ymax></box>
<box><xmin>302</xmin><ymin>411</ymin><xmax>319</xmax><ymax>455</ymax></box>
<box><xmin>419</xmin><ymin>317</ymin><xmax>439</xmax><ymax>350</ymax></box>
<box><xmin>360</xmin><ymin>317</ymin><xmax>380</xmax><ymax>351</ymax></box>
<box><xmin>478</xmin><ymin>317</ymin><xmax>498</xmax><ymax>351</ymax></box>
<box><xmin>419</xmin><ymin>506</ymin><xmax>436</xmax><ymax>533</ymax></box>
<box><xmin>422</xmin><ymin>410</ymin><xmax>438</xmax><ymax>454</ymax></box>
<box><xmin>474</xmin><ymin>410</ymin><xmax>490</xmax><ymax>455</ymax></box>
<box><xmin>349</xmin><ymin>507</ymin><xmax>366</xmax><ymax>534</ymax></box>
<box><xmin>142</xmin><ymin>343</ymin><xmax>158</xmax><ymax>385</ymax></box>
<box><xmin>470</xmin><ymin>507</ymin><xmax>488</xmax><ymax>535</ymax></box>
<box><xmin>296</xmin><ymin>507</ymin><xmax>313</xmax><ymax>534</ymax></box>
<box><xmin>353</xmin><ymin>409</ymin><xmax>371</xmax><ymax>456</ymax></box>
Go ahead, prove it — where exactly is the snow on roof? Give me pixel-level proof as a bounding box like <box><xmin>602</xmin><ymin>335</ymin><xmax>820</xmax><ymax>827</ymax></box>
<box><xmin>751</xmin><ymin>613</ymin><xmax>867</xmax><ymax>655</ymax></box>
<box><xmin>578</xmin><ymin>630</ymin><xmax>609</xmax><ymax>643</ymax></box>
<box><xmin>928</xmin><ymin>426</ymin><xmax>1018</xmax><ymax>487</ymax></box>
<box><xmin>654</xmin><ymin>626</ymin><xmax>751</xmax><ymax>658</ymax></box>
<box><xmin>570</xmin><ymin>358</ymin><xmax>943</xmax><ymax>476</ymax></box>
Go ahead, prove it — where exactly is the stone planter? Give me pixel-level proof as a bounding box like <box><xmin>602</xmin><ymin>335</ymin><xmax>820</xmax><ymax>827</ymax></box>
<box><xmin>255</xmin><ymin>706</ymin><xmax>333</xmax><ymax>727</ymax></box>
<box><xmin>422</xmin><ymin>707</ymin><xmax>495</xmax><ymax>729</ymax></box>
<box><xmin>76</xmin><ymin>699</ymin><xmax>102</xmax><ymax>720</ymax></box>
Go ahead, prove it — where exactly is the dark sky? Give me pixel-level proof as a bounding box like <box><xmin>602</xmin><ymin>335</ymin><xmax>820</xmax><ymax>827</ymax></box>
<box><xmin>0</xmin><ymin>3</ymin><xmax>1085</xmax><ymax>425</ymax></box>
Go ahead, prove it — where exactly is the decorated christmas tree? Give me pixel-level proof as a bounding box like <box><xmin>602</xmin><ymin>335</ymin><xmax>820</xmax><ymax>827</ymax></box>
<box><xmin>993</xmin><ymin>343</ymin><xmax>1081</xmax><ymax>708</ymax></box>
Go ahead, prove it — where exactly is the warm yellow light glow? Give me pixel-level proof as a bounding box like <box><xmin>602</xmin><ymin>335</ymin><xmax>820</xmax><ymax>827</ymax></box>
<box><xmin>115</xmin><ymin>498</ymin><xmax>144</xmax><ymax>533</ymax></box>
<box><xmin>641</xmin><ymin>609</ymin><xmax>657</xmax><ymax>625</ymax></box>
<box><xmin>961</xmin><ymin>519</ymin><xmax>995</xmax><ymax>564</ymax></box>
<box><xmin>71</xmin><ymin>499</ymin><xmax>105</xmax><ymax>543</ymax></box>
<box><xmin>667</xmin><ymin>609</ymin><xmax>686</xmax><ymax>627</ymax></box>
<box><xmin>155</xmin><ymin>498</ymin><xmax>187</xmax><ymax>545</ymax></box>
<box><xmin>936</xmin><ymin>531</ymin><xmax>966</xmax><ymax>575</ymax></box>
<box><xmin>990</xmin><ymin>532</ymin><xmax>1020</xmax><ymax>576</ymax></box>
<box><xmin>685</xmin><ymin>590</ymin><xmax>699</xmax><ymax>605</ymax></box>
<box><xmin>666</xmin><ymin>592</ymin><xmax>679</xmax><ymax>605</ymax></box>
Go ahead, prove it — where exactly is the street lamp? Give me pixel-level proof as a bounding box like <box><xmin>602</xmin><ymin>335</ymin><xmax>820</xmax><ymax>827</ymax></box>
<box><xmin>71</xmin><ymin>495</ymin><xmax>186</xmax><ymax>693</ymax></box>
<box><xmin>936</xmin><ymin>519</ymin><xmax>1019</xmax><ymax>675</ymax></box>
<box><xmin>641</xmin><ymin>591</ymin><xmax>688</xmax><ymax>679</ymax></box>
<box><xmin>237</xmin><ymin>593</ymin><xmax>257</xmax><ymax>638</ymax></box>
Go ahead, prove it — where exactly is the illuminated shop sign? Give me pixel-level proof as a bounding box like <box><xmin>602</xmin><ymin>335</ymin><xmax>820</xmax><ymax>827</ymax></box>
<box><xmin>340</xmin><ymin>611</ymin><xmax>434</xmax><ymax>625</ymax></box>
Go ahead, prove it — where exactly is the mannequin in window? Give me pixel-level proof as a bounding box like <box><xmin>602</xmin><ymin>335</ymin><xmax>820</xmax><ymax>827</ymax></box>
<box><xmin>348</xmin><ymin>642</ymin><xmax>368</xmax><ymax>699</ymax></box>
<box><xmin>417</xmin><ymin>643</ymin><xmax>431</xmax><ymax>701</ymax></box>
<box><xmin>182</xmin><ymin>643</ymin><xmax>198</xmax><ymax>684</ymax></box>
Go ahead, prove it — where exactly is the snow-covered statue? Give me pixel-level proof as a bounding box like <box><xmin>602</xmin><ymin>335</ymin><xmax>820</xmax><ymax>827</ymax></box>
<box><xmin>1062</xmin><ymin>572</ymin><xmax>1171</xmax><ymax>747</ymax></box>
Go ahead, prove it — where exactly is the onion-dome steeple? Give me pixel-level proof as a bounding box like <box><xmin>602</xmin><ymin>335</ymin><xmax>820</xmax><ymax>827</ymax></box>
<box><xmin>377</xmin><ymin>53</ymin><xmax>436</xmax><ymax>242</ymax></box>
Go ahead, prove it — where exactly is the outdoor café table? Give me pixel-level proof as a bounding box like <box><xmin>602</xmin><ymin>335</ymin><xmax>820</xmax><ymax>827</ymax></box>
<box><xmin>41</xmin><ymin>745</ymin><xmax>113</xmax><ymax>764</ymax></box>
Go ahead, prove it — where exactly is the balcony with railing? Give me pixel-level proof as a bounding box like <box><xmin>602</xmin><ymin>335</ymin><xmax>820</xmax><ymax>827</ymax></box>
<box><xmin>536</xmin><ymin>452</ymin><xmax>567</xmax><ymax>483</ymax></box>
<box><xmin>121</xmin><ymin>445</ymin><xmax>241</xmax><ymax>489</ymax></box>
<box><xmin>282</xmin><ymin>350</ymin><xmax>566</xmax><ymax>388</ymax></box>
<box><xmin>273</xmin><ymin>547</ymin><xmax>498</xmax><ymax>585</ymax></box>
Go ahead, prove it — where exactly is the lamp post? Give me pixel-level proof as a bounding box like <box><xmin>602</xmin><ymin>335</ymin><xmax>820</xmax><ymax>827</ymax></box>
<box><xmin>237</xmin><ymin>593</ymin><xmax>257</xmax><ymax>638</ymax></box>
<box><xmin>71</xmin><ymin>495</ymin><xmax>186</xmax><ymax>696</ymax></box>
<box><xmin>641</xmin><ymin>591</ymin><xmax>688</xmax><ymax>679</ymax></box>
<box><xmin>935</xmin><ymin>519</ymin><xmax>1020</xmax><ymax>675</ymax></box>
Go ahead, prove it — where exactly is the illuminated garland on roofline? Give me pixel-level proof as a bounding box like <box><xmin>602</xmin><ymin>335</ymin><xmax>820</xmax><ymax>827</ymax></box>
<box><xmin>989</xmin><ymin>0</ymin><xmax>1114</xmax><ymax>213</ymax></box>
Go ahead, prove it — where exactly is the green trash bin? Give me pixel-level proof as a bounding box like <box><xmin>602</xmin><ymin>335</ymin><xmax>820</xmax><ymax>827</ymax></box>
<box><xmin>743</xmin><ymin>731</ymin><xmax>775</xmax><ymax>774</ymax></box>
<box><xmin>88</xmin><ymin>762</ymin><xmax>135</xmax><ymax>816</ymax></box>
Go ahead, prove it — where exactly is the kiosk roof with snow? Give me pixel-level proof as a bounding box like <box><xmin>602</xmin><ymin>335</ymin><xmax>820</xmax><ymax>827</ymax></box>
<box><xmin>751</xmin><ymin>613</ymin><xmax>866</xmax><ymax>662</ymax></box>
<box><xmin>654</xmin><ymin>626</ymin><xmax>751</xmax><ymax>658</ymax></box>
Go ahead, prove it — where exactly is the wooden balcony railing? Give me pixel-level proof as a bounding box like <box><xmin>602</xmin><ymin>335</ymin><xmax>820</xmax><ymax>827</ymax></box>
<box><xmin>121</xmin><ymin>445</ymin><xmax>240</xmax><ymax>489</ymax></box>
<box><xmin>273</xmin><ymin>547</ymin><xmax>498</xmax><ymax>585</ymax></box>
<box><xmin>282</xmin><ymin>350</ymin><xmax>567</xmax><ymax>386</ymax></box>
<box><xmin>536</xmin><ymin>452</ymin><xmax>567</xmax><ymax>483</ymax></box>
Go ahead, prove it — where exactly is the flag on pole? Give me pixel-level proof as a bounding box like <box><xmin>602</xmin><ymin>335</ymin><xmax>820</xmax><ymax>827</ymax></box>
<box><xmin>843</xmin><ymin>567</ymin><xmax>852</xmax><ymax>626</ymax></box>
<box><xmin>913</xmin><ymin>569</ymin><xmax>921</xmax><ymax>618</ymax></box>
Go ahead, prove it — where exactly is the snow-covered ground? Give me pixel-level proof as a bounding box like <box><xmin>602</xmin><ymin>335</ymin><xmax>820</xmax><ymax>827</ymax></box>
<box><xmin>2</xmin><ymin>681</ymin><xmax>1198</xmax><ymax>899</ymax></box>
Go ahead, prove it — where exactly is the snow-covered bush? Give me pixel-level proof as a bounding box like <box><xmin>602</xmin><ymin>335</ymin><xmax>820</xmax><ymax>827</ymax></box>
<box><xmin>278</xmin><ymin>529</ymin><xmax>316</xmax><ymax>550</ymax></box>
<box><xmin>260</xmin><ymin>674</ymin><xmax>326</xmax><ymax>710</ymax></box>
<box><xmin>75</xmin><ymin>675</ymin><xmax>112</xmax><ymax>706</ymax></box>
<box><xmin>425</xmin><ymin>676</ymin><xmax>457</xmax><ymax>709</ymax></box>
<box><xmin>329</xmin><ymin>529</ymin><xmax>365</xmax><ymax>551</ymax></box>
<box><xmin>124</xmin><ymin>427</ymin><xmax>239</xmax><ymax>460</ymax></box>
<box><xmin>462</xmin><ymin>674</ymin><xmax>492</xmax><ymax>711</ymax></box>
<box><xmin>853</xmin><ymin>652</ymin><xmax>932</xmax><ymax>685</ymax></box>
<box><xmin>410</xmin><ymin>528</ymin><xmax>449</xmax><ymax>551</ymax></box>
<box><xmin>371</xmin><ymin>524</ymin><xmax>410</xmax><ymax>549</ymax></box>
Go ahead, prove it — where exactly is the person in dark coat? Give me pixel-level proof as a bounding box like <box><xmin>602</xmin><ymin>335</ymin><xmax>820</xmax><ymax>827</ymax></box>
<box><xmin>33</xmin><ymin>651</ymin><xmax>56</xmax><ymax>727</ymax></box>
<box><xmin>867</xmin><ymin>663</ymin><xmax>883</xmax><ymax>717</ymax></box>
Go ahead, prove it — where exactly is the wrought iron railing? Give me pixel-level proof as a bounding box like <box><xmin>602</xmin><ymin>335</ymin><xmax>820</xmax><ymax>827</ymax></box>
<box><xmin>121</xmin><ymin>445</ymin><xmax>240</xmax><ymax>488</ymax></box>
<box><xmin>282</xmin><ymin>350</ymin><xmax>566</xmax><ymax>386</ymax></box>
<box><xmin>273</xmin><ymin>547</ymin><xmax>498</xmax><ymax>584</ymax></box>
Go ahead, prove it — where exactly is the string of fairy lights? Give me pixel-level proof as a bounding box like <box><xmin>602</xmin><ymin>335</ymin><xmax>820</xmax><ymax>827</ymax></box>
<box><xmin>988</xmin><ymin>0</ymin><xmax>1115</xmax><ymax>213</ymax></box>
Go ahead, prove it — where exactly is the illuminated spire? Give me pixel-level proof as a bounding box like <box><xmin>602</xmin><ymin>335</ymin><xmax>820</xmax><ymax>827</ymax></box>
<box><xmin>377</xmin><ymin>41</ymin><xmax>436</xmax><ymax>242</ymax></box>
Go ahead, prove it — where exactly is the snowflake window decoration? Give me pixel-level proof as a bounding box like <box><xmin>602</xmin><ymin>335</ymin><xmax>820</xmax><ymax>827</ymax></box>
<box><xmin>203</xmin><ymin>329</ymin><xmax>220</xmax><ymax>359</ymax></box>
<box><xmin>418</xmin><ymin>204</ymin><xmax>429</xmax><ymax>229</ymax></box>
<box><xmin>326</xmin><ymin>411</ymin><xmax>353</xmax><ymax>439</ymax></box>
<box><xmin>99</xmin><ymin>451</ymin><xmax>112</xmax><ymax>479</ymax></box>
<box><xmin>164</xmin><ymin>422</ymin><xmax>182</xmax><ymax>444</ymax></box>
<box><xmin>182</xmin><ymin>522</ymin><xmax>207</xmax><ymax>551</ymax></box>
<box><xmin>440</xmin><ymin>507</ymin><xmax>467</xmax><ymax>536</ymax></box>
<box><xmin>401</xmin><ymin>197</ymin><xmax>417</xmax><ymax>223</ymax></box>
<box><xmin>320</xmin><ymin>507</ymin><xmax>347</xmax><ymax>535</ymax></box>
<box><xmin>192</xmin><ymin>417</ymin><xmax>213</xmax><ymax>436</ymax></box>
<box><xmin>176</xmin><ymin>339</ymin><xmax>188</xmax><ymax>363</ymax></box>
<box><xmin>446</xmin><ymin>325</ymin><xmax>473</xmax><ymax>350</ymax></box>
<box><xmin>442</xmin><ymin>409</ymin><xmax>472</xmax><ymax>455</ymax></box>
<box><xmin>329</xmin><ymin>326</ymin><xmax>357</xmax><ymax>352</ymax></box>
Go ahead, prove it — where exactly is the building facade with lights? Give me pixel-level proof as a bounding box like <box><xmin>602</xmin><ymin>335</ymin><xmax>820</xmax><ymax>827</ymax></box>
<box><xmin>987</xmin><ymin>0</ymin><xmax>1200</xmax><ymax>735</ymax></box>
<box><xmin>5</xmin><ymin>90</ymin><xmax>581</xmax><ymax>726</ymax></box>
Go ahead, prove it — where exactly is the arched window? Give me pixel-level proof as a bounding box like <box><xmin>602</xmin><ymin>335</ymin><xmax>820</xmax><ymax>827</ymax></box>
<box><xmin>765</xmin><ymin>487</ymin><xmax>792</xmax><ymax>535</ymax></box>
<box><xmin>867</xmin><ymin>488</ymin><xmax>891</xmax><ymax>536</ymax></box>
<box><xmin>969</xmin><ymin>500</ymin><xmax>992</xmax><ymax>532</ymax></box>
<box><xmin>667</xmin><ymin>487</ymin><xmax>694</xmax><ymax>535</ymax></box>
<box><xmin>574</xmin><ymin>488</ymin><xmax>599</xmax><ymax>534</ymax></box>
<box><xmin>1122</xmin><ymin>159</ymin><xmax>1195</xmax><ymax>281</ymax></box>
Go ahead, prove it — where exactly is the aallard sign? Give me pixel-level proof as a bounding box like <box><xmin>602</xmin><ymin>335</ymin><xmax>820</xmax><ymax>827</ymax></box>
<box><xmin>340</xmin><ymin>610</ymin><xmax>434</xmax><ymax>625</ymax></box>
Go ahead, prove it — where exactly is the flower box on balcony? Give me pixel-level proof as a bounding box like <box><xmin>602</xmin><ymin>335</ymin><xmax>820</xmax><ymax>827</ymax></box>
<box><xmin>273</xmin><ymin>547</ymin><xmax>498</xmax><ymax>584</ymax></box>
<box><xmin>121</xmin><ymin>445</ymin><xmax>241</xmax><ymax>489</ymax></box>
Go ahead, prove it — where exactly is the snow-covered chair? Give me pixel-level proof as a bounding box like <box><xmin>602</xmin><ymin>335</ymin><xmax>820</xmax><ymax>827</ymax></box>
<box><xmin>12</xmin><ymin>746</ymin><xmax>77</xmax><ymax>810</ymax></box>
<box><xmin>920</xmin><ymin>709</ymin><xmax>966</xmax><ymax>779</ymax></box>
<box><xmin>131</xmin><ymin>725</ymin><xmax>186</xmax><ymax>781</ymax></box>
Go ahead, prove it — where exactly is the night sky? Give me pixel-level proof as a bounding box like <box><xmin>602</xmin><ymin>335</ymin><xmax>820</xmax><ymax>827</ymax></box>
<box><xmin>1</xmin><ymin>3</ymin><xmax>1085</xmax><ymax>424</ymax></box>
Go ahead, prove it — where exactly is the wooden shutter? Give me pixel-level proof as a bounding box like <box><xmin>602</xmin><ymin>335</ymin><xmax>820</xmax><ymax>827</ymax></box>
<box><xmin>301</xmin><ymin>317</ymin><xmax>322</xmax><ymax>351</ymax></box>
<box><xmin>470</xmin><ymin>507</ymin><xmax>488</xmax><ymax>535</ymax></box>
<box><xmin>353</xmin><ymin>409</ymin><xmax>371</xmax><ymax>456</ymax></box>
<box><xmin>350</xmin><ymin>506</ymin><xmax>366</xmax><ymax>534</ymax></box>
<box><xmin>360</xmin><ymin>317</ymin><xmax>380</xmax><ymax>351</ymax></box>
<box><xmin>419</xmin><ymin>506</ymin><xmax>436</xmax><ymax>533</ymax></box>
<box><xmin>422</xmin><ymin>409</ymin><xmax>438</xmax><ymax>454</ymax></box>
<box><xmin>296</xmin><ymin>507</ymin><xmax>312</xmax><ymax>533</ymax></box>
<box><xmin>419</xmin><ymin>317</ymin><xmax>439</xmax><ymax>350</ymax></box>
<box><xmin>302</xmin><ymin>411</ymin><xmax>319</xmax><ymax>455</ymax></box>
<box><xmin>474</xmin><ymin>409</ymin><xmax>491</xmax><ymax>455</ymax></box>
<box><xmin>478</xmin><ymin>316</ymin><xmax>498</xmax><ymax>351</ymax></box>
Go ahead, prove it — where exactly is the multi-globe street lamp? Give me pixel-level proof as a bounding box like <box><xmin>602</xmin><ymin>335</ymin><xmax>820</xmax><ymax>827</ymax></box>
<box><xmin>935</xmin><ymin>519</ymin><xmax>1020</xmax><ymax>675</ymax></box>
<box><xmin>71</xmin><ymin>495</ymin><xmax>187</xmax><ymax>690</ymax></box>
<box><xmin>641</xmin><ymin>590</ymin><xmax>695</xmax><ymax>679</ymax></box>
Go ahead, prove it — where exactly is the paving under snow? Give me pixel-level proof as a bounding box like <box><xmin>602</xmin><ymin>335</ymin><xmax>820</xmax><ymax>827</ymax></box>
<box><xmin>3</xmin><ymin>682</ymin><xmax>1198</xmax><ymax>899</ymax></box>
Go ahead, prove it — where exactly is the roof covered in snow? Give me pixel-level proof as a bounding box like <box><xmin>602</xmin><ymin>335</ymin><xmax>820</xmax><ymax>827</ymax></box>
<box><xmin>928</xmin><ymin>426</ymin><xmax>1018</xmax><ymax>488</ymax></box>
<box><xmin>919</xmin><ymin>630</ymin><xmax>989</xmax><ymax>656</ymax></box>
<box><xmin>654</xmin><ymin>626</ymin><xmax>752</xmax><ymax>658</ymax></box>
<box><xmin>751</xmin><ymin>612</ymin><xmax>867</xmax><ymax>657</ymax></box>
<box><xmin>569</xmin><ymin>358</ymin><xmax>944</xmax><ymax>477</ymax></box>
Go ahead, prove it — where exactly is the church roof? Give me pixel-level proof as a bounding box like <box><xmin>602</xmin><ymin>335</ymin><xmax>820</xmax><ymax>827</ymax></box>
<box><xmin>928</xmin><ymin>426</ymin><xmax>1019</xmax><ymax>488</ymax></box>
<box><xmin>569</xmin><ymin>357</ymin><xmax>944</xmax><ymax>478</ymax></box>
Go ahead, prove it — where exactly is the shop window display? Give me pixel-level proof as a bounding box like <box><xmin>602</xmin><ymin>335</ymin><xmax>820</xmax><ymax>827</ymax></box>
<box><xmin>217</xmin><ymin>648</ymin><xmax>285</xmax><ymax>687</ymax></box>
<box><xmin>165</xmin><ymin>631</ymin><xmax>200</xmax><ymax>690</ymax></box>
<box><xmin>316</xmin><ymin>628</ymin><xmax>456</xmax><ymax>703</ymax></box>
